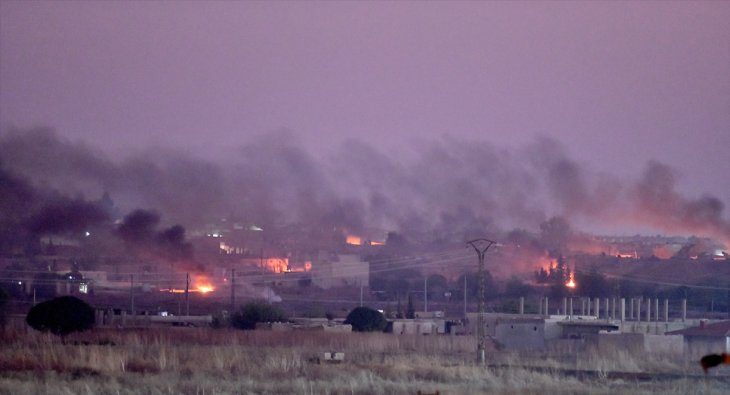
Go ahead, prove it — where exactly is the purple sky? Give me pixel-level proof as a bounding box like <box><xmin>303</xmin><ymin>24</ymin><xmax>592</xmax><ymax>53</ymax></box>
<box><xmin>1</xmin><ymin>1</ymin><xmax>728</xmax><ymax>208</ymax></box>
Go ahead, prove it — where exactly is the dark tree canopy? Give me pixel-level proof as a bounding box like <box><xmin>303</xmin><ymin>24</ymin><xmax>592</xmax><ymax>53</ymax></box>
<box><xmin>406</xmin><ymin>294</ymin><xmax>415</xmax><ymax>319</ymax></box>
<box><xmin>504</xmin><ymin>276</ymin><xmax>533</xmax><ymax>297</ymax></box>
<box><xmin>0</xmin><ymin>287</ymin><xmax>8</xmax><ymax>329</ymax></box>
<box><xmin>26</xmin><ymin>296</ymin><xmax>95</xmax><ymax>336</ymax></box>
<box><xmin>231</xmin><ymin>300</ymin><xmax>287</xmax><ymax>330</ymax></box>
<box><xmin>344</xmin><ymin>306</ymin><xmax>387</xmax><ymax>332</ymax></box>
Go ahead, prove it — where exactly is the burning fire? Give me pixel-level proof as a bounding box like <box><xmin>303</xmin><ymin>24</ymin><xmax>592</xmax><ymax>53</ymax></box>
<box><xmin>565</xmin><ymin>272</ymin><xmax>576</xmax><ymax>288</ymax></box>
<box><xmin>263</xmin><ymin>257</ymin><xmax>288</xmax><ymax>273</ymax></box>
<box><xmin>284</xmin><ymin>261</ymin><xmax>312</xmax><ymax>273</ymax></box>
<box><xmin>536</xmin><ymin>256</ymin><xmax>558</xmax><ymax>273</ymax></box>
<box><xmin>160</xmin><ymin>274</ymin><xmax>216</xmax><ymax>294</ymax></box>
<box><xmin>346</xmin><ymin>235</ymin><xmax>362</xmax><ymax>246</ymax></box>
<box><xmin>194</xmin><ymin>275</ymin><xmax>215</xmax><ymax>293</ymax></box>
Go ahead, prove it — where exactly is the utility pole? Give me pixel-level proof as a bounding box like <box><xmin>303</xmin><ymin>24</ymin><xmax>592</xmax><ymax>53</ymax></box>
<box><xmin>467</xmin><ymin>238</ymin><xmax>495</xmax><ymax>365</ymax></box>
<box><xmin>130</xmin><ymin>274</ymin><xmax>135</xmax><ymax>316</ymax></box>
<box><xmin>463</xmin><ymin>275</ymin><xmax>467</xmax><ymax>318</ymax></box>
<box><xmin>360</xmin><ymin>281</ymin><xmax>364</xmax><ymax>307</ymax></box>
<box><xmin>185</xmin><ymin>272</ymin><xmax>190</xmax><ymax>316</ymax></box>
<box><xmin>424</xmin><ymin>277</ymin><xmax>428</xmax><ymax>313</ymax></box>
<box><xmin>230</xmin><ymin>268</ymin><xmax>236</xmax><ymax>311</ymax></box>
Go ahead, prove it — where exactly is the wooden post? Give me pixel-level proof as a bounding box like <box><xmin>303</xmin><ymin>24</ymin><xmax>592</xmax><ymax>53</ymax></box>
<box><xmin>519</xmin><ymin>297</ymin><xmax>524</xmax><ymax>315</ymax></box>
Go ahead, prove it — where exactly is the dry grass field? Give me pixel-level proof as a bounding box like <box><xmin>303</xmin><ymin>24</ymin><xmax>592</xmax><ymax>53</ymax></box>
<box><xmin>0</xmin><ymin>328</ymin><xmax>729</xmax><ymax>395</ymax></box>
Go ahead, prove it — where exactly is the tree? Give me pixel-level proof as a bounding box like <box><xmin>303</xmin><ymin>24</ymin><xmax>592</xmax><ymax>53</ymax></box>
<box><xmin>26</xmin><ymin>296</ymin><xmax>95</xmax><ymax>338</ymax></box>
<box><xmin>0</xmin><ymin>287</ymin><xmax>8</xmax><ymax>331</ymax></box>
<box><xmin>427</xmin><ymin>274</ymin><xmax>448</xmax><ymax>301</ymax></box>
<box><xmin>231</xmin><ymin>300</ymin><xmax>287</xmax><ymax>330</ymax></box>
<box><xmin>344</xmin><ymin>306</ymin><xmax>387</xmax><ymax>332</ymax></box>
<box><xmin>457</xmin><ymin>271</ymin><xmax>497</xmax><ymax>300</ymax></box>
<box><xmin>406</xmin><ymin>294</ymin><xmax>415</xmax><ymax>319</ymax></box>
<box><xmin>504</xmin><ymin>276</ymin><xmax>533</xmax><ymax>297</ymax></box>
<box><xmin>540</xmin><ymin>216</ymin><xmax>571</xmax><ymax>256</ymax></box>
<box><xmin>576</xmin><ymin>269</ymin><xmax>611</xmax><ymax>298</ymax></box>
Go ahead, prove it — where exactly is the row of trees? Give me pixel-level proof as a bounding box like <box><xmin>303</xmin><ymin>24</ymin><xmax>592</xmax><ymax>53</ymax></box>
<box><xmin>5</xmin><ymin>280</ymin><xmax>723</xmax><ymax>338</ymax></box>
<box><xmin>2</xmin><ymin>291</ymin><xmax>388</xmax><ymax>338</ymax></box>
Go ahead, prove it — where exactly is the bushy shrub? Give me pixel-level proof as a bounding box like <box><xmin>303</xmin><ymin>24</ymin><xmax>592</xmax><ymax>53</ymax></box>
<box><xmin>26</xmin><ymin>296</ymin><xmax>95</xmax><ymax>337</ymax></box>
<box><xmin>344</xmin><ymin>306</ymin><xmax>387</xmax><ymax>332</ymax></box>
<box><xmin>231</xmin><ymin>300</ymin><xmax>287</xmax><ymax>330</ymax></box>
<box><xmin>210</xmin><ymin>311</ymin><xmax>230</xmax><ymax>329</ymax></box>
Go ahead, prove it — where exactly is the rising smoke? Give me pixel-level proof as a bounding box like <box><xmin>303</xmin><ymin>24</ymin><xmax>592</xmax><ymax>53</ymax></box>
<box><xmin>117</xmin><ymin>209</ymin><xmax>193</xmax><ymax>262</ymax></box>
<box><xmin>0</xmin><ymin>126</ymin><xmax>728</xmax><ymax>254</ymax></box>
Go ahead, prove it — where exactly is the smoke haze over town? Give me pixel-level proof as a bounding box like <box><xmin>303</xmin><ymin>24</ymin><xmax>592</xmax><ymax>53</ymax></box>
<box><xmin>1</xmin><ymin>127</ymin><xmax>728</xmax><ymax>249</ymax></box>
<box><xmin>0</xmin><ymin>1</ymin><xmax>728</xmax><ymax>276</ymax></box>
<box><xmin>1</xmin><ymin>4</ymin><xmax>730</xmax><ymax>392</ymax></box>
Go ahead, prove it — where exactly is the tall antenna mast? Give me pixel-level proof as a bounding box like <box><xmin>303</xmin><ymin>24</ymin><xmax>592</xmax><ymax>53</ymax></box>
<box><xmin>467</xmin><ymin>238</ymin><xmax>495</xmax><ymax>365</ymax></box>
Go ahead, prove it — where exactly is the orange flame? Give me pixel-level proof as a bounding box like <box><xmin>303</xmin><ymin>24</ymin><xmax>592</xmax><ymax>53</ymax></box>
<box><xmin>346</xmin><ymin>235</ymin><xmax>362</xmax><ymax>246</ymax></box>
<box><xmin>566</xmin><ymin>272</ymin><xmax>576</xmax><ymax>288</ymax></box>
<box><xmin>262</xmin><ymin>258</ymin><xmax>288</xmax><ymax>273</ymax></box>
<box><xmin>283</xmin><ymin>261</ymin><xmax>312</xmax><ymax>273</ymax></box>
<box><xmin>160</xmin><ymin>274</ymin><xmax>215</xmax><ymax>294</ymax></box>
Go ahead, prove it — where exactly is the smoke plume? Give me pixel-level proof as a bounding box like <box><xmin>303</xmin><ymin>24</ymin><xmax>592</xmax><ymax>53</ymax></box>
<box><xmin>1</xmin><ymin>126</ymin><xmax>728</xmax><ymax>253</ymax></box>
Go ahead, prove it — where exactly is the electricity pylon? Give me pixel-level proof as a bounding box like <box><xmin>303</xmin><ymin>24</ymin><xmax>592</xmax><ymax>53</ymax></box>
<box><xmin>467</xmin><ymin>238</ymin><xmax>495</xmax><ymax>365</ymax></box>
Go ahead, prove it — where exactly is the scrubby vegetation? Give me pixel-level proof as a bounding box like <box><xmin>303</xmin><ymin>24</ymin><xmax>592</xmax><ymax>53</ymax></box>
<box><xmin>230</xmin><ymin>300</ymin><xmax>288</xmax><ymax>330</ymax></box>
<box><xmin>0</xmin><ymin>328</ymin><xmax>727</xmax><ymax>395</ymax></box>
<box><xmin>25</xmin><ymin>296</ymin><xmax>95</xmax><ymax>337</ymax></box>
<box><xmin>344</xmin><ymin>306</ymin><xmax>387</xmax><ymax>332</ymax></box>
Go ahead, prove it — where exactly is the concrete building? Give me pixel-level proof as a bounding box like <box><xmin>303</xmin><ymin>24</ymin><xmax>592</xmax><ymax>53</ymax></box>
<box><xmin>389</xmin><ymin>319</ymin><xmax>447</xmax><ymax>335</ymax></box>
<box><xmin>311</xmin><ymin>254</ymin><xmax>369</xmax><ymax>289</ymax></box>
<box><xmin>557</xmin><ymin>320</ymin><xmax>619</xmax><ymax>340</ymax></box>
<box><xmin>597</xmin><ymin>332</ymin><xmax>683</xmax><ymax>356</ymax></box>
<box><xmin>667</xmin><ymin>320</ymin><xmax>730</xmax><ymax>358</ymax></box>
<box><xmin>465</xmin><ymin>313</ymin><xmax>621</xmax><ymax>352</ymax></box>
<box><xmin>494</xmin><ymin>318</ymin><xmax>546</xmax><ymax>351</ymax></box>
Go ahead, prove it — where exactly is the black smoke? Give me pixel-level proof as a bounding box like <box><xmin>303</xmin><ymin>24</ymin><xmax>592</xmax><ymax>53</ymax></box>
<box><xmin>117</xmin><ymin>209</ymin><xmax>193</xmax><ymax>261</ymax></box>
<box><xmin>1</xmin><ymin>126</ymin><xmax>728</xmax><ymax>253</ymax></box>
<box><xmin>28</xmin><ymin>198</ymin><xmax>108</xmax><ymax>236</ymax></box>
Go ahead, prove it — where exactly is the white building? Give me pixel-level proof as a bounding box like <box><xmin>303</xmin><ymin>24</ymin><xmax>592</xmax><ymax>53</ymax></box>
<box><xmin>311</xmin><ymin>254</ymin><xmax>369</xmax><ymax>289</ymax></box>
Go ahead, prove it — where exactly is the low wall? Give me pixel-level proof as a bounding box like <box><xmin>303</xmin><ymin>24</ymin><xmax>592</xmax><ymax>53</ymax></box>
<box><xmin>597</xmin><ymin>332</ymin><xmax>682</xmax><ymax>355</ymax></box>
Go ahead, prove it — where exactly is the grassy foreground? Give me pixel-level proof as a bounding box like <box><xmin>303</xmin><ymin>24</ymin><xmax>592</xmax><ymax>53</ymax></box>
<box><xmin>0</xmin><ymin>329</ymin><xmax>728</xmax><ymax>395</ymax></box>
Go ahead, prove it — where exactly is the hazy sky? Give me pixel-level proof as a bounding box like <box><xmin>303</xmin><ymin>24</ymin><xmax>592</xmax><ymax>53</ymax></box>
<box><xmin>1</xmin><ymin>1</ymin><xmax>728</xmax><ymax>206</ymax></box>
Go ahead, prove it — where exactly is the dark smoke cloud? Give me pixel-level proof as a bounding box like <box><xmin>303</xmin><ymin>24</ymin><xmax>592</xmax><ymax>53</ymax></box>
<box><xmin>28</xmin><ymin>197</ymin><xmax>108</xmax><ymax>236</ymax></box>
<box><xmin>529</xmin><ymin>137</ymin><xmax>621</xmax><ymax>219</ymax></box>
<box><xmin>0</xmin><ymin>164</ymin><xmax>37</xmax><ymax>251</ymax></box>
<box><xmin>1</xmin><ymin>126</ymin><xmax>728</xmax><ymax>251</ymax></box>
<box><xmin>0</xmin><ymin>158</ymin><xmax>111</xmax><ymax>256</ymax></box>
<box><xmin>633</xmin><ymin>161</ymin><xmax>730</xmax><ymax>243</ymax></box>
<box><xmin>0</xmin><ymin>127</ymin><xmax>117</xmax><ymax>194</ymax></box>
<box><xmin>117</xmin><ymin>209</ymin><xmax>160</xmax><ymax>245</ymax></box>
<box><xmin>0</xmin><ymin>163</ymin><xmax>36</xmax><ymax>221</ymax></box>
<box><xmin>117</xmin><ymin>209</ymin><xmax>193</xmax><ymax>261</ymax></box>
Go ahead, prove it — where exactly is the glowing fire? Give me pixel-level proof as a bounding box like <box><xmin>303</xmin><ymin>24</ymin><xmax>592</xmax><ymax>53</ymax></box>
<box><xmin>536</xmin><ymin>256</ymin><xmax>557</xmax><ymax>273</ymax></box>
<box><xmin>285</xmin><ymin>261</ymin><xmax>312</xmax><ymax>273</ymax></box>
<box><xmin>263</xmin><ymin>258</ymin><xmax>288</xmax><ymax>273</ymax></box>
<box><xmin>566</xmin><ymin>272</ymin><xmax>576</xmax><ymax>288</ymax></box>
<box><xmin>160</xmin><ymin>274</ymin><xmax>215</xmax><ymax>294</ymax></box>
<box><xmin>346</xmin><ymin>235</ymin><xmax>362</xmax><ymax>246</ymax></box>
<box><xmin>195</xmin><ymin>275</ymin><xmax>215</xmax><ymax>293</ymax></box>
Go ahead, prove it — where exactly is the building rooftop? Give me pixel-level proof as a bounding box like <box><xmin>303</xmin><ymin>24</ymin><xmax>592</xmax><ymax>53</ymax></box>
<box><xmin>666</xmin><ymin>320</ymin><xmax>730</xmax><ymax>337</ymax></box>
